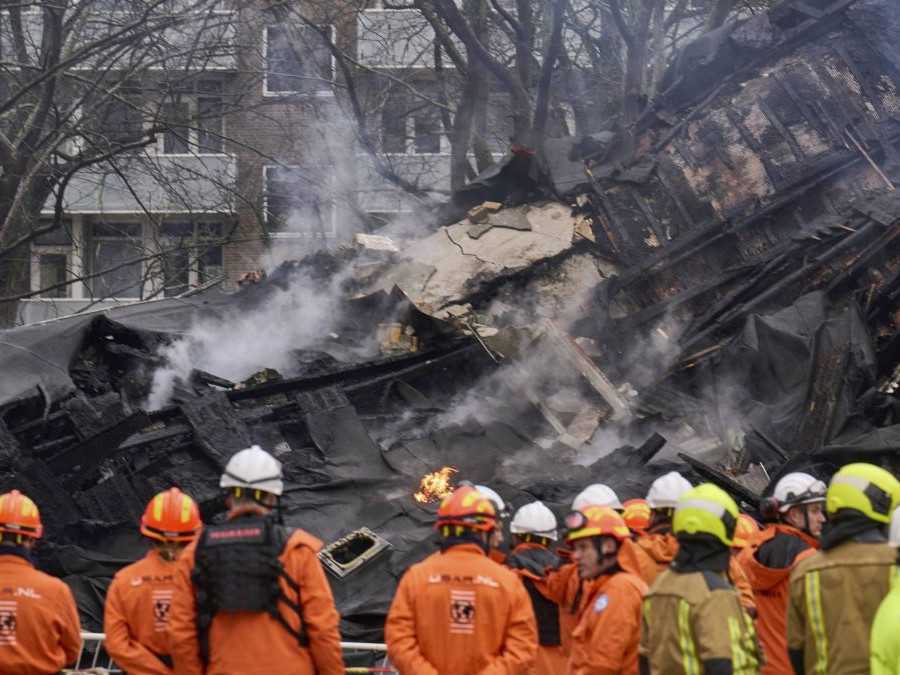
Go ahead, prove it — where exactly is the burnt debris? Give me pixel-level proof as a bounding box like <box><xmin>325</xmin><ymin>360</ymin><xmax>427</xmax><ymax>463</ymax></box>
<box><xmin>2</xmin><ymin>0</ymin><xmax>900</xmax><ymax>642</ymax></box>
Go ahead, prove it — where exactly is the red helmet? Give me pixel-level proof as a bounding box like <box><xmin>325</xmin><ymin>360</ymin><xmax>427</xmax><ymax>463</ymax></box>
<box><xmin>140</xmin><ymin>488</ymin><xmax>202</xmax><ymax>543</ymax></box>
<box><xmin>0</xmin><ymin>490</ymin><xmax>43</xmax><ymax>541</ymax></box>
<box><xmin>566</xmin><ymin>505</ymin><xmax>630</xmax><ymax>543</ymax></box>
<box><xmin>623</xmin><ymin>498</ymin><xmax>651</xmax><ymax>533</ymax></box>
<box><xmin>732</xmin><ymin>513</ymin><xmax>761</xmax><ymax>549</ymax></box>
<box><xmin>436</xmin><ymin>486</ymin><xmax>496</xmax><ymax>532</ymax></box>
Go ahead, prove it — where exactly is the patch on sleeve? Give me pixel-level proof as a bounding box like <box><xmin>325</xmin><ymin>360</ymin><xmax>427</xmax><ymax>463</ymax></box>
<box><xmin>593</xmin><ymin>593</ymin><xmax>609</xmax><ymax>613</ymax></box>
<box><xmin>0</xmin><ymin>600</ymin><xmax>17</xmax><ymax>645</ymax></box>
<box><xmin>450</xmin><ymin>589</ymin><xmax>476</xmax><ymax>634</ymax></box>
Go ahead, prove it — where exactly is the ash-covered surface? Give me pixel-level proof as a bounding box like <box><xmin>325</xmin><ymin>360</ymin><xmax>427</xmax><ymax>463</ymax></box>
<box><xmin>3</xmin><ymin>0</ymin><xmax>900</xmax><ymax>642</ymax></box>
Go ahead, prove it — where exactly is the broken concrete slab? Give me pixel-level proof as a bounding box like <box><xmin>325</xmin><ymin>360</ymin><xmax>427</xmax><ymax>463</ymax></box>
<box><xmin>392</xmin><ymin>202</ymin><xmax>579</xmax><ymax>313</ymax></box>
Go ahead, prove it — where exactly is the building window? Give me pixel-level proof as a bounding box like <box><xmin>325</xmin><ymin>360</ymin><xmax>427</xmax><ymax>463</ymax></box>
<box><xmin>263</xmin><ymin>166</ymin><xmax>332</xmax><ymax>236</ymax></box>
<box><xmin>197</xmin><ymin>80</ymin><xmax>224</xmax><ymax>153</ymax></box>
<box><xmin>264</xmin><ymin>25</ymin><xmax>333</xmax><ymax>95</ymax></box>
<box><xmin>381</xmin><ymin>90</ymin><xmax>442</xmax><ymax>154</ymax></box>
<box><xmin>160</xmin><ymin>80</ymin><xmax>225</xmax><ymax>155</ymax></box>
<box><xmin>90</xmin><ymin>84</ymin><xmax>143</xmax><ymax>148</ymax></box>
<box><xmin>37</xmin><ymin>254</ymin><xmax>68</xmax><ymax>298</ymax></box>
<box><xmin>160</xmin><ymin>222</ymin><xmax>224</xmax><ymax>296</ymax></box>
<box><xmin>87</xmin><ymin>222</ymin><xmax>144</xmax><ymax>299</ymax></box>
<box><xmin>162</xmin><ymin>102</ymin><xmax>190</xmax><ymax>154</ymax></box>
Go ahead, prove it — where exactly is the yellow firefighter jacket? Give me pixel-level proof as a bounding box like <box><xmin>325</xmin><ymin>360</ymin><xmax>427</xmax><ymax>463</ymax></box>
<box><xmin>787</xmin><ymin>541</ymin><xmax>895</xmax><ymax>675</ymax></box>
<box><xmin>639</xmin><ymin>567</ymin><xmax>760</xmax><ymax>675</ymax></box>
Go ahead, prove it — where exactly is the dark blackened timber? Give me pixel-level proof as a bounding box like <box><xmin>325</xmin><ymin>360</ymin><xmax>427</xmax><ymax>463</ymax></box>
<box><xmin>49</xmin><ymin>411</ymin><xmax>150</xmax><ymax>475</ymax></box>
<box><xmin>756</xmin><ymin>96</ymin><xmax>806</xmax><ymax>162</ymax></box>
<box><xmin>0</xmin><ymin>418</ymin><xmax>20</xmax><ymax>469</ymax></box>
<box><xmin>792</xmin><ymin>317</ymin><xmax>852</xmax><ymax>452</ymax></box>
<box><xmin>724</xmin><ymin>108</ymin><xmax>787</xmax><ymax>187</ymax></box>
<box><xmin>678</xmin><ymin>453</ymin><xmax>762</xmax><ymax>508</ymax></box>
<box><xmin>181</xmin><ymin>391</ymin><xmax>252</xmax><ymax>469</ymax></box>
<box><xmin>227</xmin><ymin>341</ymin><xmax>475</xmax><ymax>403</ymax></box>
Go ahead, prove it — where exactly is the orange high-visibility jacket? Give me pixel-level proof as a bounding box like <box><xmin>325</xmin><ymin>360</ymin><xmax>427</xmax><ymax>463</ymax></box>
<box><xmin>167</xmin><ymin>527</ymin><xmax>344</xmax><ymax>675</ymax></box>
<box><xmin>385</xmin><ymin>542</ymin><xmax>538</xmax><ymax>675</ymax></box>
<box><xmin>507</xmin><ymin>543</ymin><xmax>567</xmax><ymax>675</ymax></box>
<box><xmin>544</xmin><ymin>562</ymin><xmax>582</xmax><ymax>658</ymax></box>
<box><xmin>568</xmin><ymin>543</ymin><xmax>648</xmax><ymax>675</ymax></box>
<box><xmin>738</xmin><ymin>524</ymin><xmax>817</xmax><ymax>675</ymax></box>
<box><xmin>104</xmin><ymin>548</ymin><xmax>181</xmax><ymax>675</ymax></box>
<box><xmin>0</xmin><ymin>553</ymin><xmax>81</xmax><ymax>675</ymax></box>
<box><xmin>636</xmin><ymin>532</ymin><xmax>756</xmax><ymax>613</ymax></box>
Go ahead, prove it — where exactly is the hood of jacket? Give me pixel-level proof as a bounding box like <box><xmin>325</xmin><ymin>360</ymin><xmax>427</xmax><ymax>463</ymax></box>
<box><xmin>638</xmin><ymin>532</ymin><xmax>679</xmax><ymax>565</ymax></box>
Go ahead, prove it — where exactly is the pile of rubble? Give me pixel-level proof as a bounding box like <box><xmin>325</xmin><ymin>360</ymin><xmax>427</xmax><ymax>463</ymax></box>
<box><xmin>2</xmin><ymin>0</ymin><xmax>900</xmax><ymax>641</ymax></box>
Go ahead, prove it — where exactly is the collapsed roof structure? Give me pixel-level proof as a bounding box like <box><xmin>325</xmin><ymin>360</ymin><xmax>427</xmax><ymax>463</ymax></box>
<box><xmin>2</xmin><ymin>0</ymin><xmax>900</xmax><ymax>643</ymax></box>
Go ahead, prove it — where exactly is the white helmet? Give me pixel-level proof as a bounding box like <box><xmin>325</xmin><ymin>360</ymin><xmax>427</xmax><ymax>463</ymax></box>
<box><xmin>773</xmin><ymin>472</ymin><xmax>826</xmax><ymax>512</ymax></box>
<box><xmin>475</xmin><ymin>485</ymin><xmax>508</xmax><ymax>519</ymax></box>
<box><xmin>220</xmin><ymin>445</ymin><xmax>284</xmax><ymax>497</ymax></box>
<box><xmin>510</xmin><ymin>501</ymin><xmax>558</xmax><ymax>541</ymax></box>
<box><xmin>889</xmin><ymin>507</ymin><xmax>900</xmax><ymax>548</ymax></box>
<box><xmin>646</xmin><ymin>472</ymin><xmax>692</xmax><ymax>509</ymax></box>
<box><xmin>572</xmin><ymin>484</ymin><xmax>623</xmax><ymax>511</ymax></box>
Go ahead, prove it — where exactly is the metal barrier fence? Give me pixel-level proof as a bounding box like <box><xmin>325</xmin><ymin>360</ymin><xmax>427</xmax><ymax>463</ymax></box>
<box><xmin>76</xmin><ymin>632</ymin><xmax>395</xmax><ymax>673</ymax></box>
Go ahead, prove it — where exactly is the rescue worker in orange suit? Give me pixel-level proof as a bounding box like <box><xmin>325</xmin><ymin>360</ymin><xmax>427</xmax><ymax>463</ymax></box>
<box><xmin>545</xmin><ymin>483</ymin><xmax>625</xmax><ymax>660</ymax></box>
<box><xmin>736</xmin><ymin>472</ymin><xmax>825</xmax><ymax>675</ymax></box>
<box><xmin>506</xmin><ymin>501</ymin><xmax>567</xmax><ymax>675</ymax></box>
<box><xmin>385</xmin><ymin>485</ymin><xmax>537</xmax><ymax>674</ymax></box>
<box><xmin>623</xmin><ymin>499</ymin><xmax>651</xmax><ymax>539</ymax></box>
<box><xmin>168</xmin><ymin>445</ymin><xmax>343</xmax><ymax>675</ymax></box>
<box><xmin>0</xmin><ymin>490</ymin><xmax>81</xmax><ymax>675</ymax></box>
<box><xmin>636</xmin><ymin>472</ymin><xmax>756</xmax><ymax>615</ymax></box>
<box><xmin>640</xmin><ymin>483</ymin><xmax>761</xmax><ymax>675</ymax></box>
<box><xmin>476</xmin><ymin>484</ymin><xmax>510</xmax><ymax>565</ymax></box>
<box><xmin>637</xmin><ymin>471</ymin><xmax>693</xmax><ymax>581</ymax></box>
<box><xmin>787</xmin><ymin>463</ymin><xmax>900</xmax><ymax>675</ymax></box>
<box><xmin>104</xmin><ymin>487</ymin><xmax>202</xmax><ymax>674</ymax></box>
<box><xmin>565</xmin><ymin>505</ymin><xmax>647</xmax><ymax>675</ymax></box>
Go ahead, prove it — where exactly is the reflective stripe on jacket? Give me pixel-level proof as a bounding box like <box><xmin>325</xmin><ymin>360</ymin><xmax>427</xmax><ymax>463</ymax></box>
<box><xmin>635</xmin><ymin>532</ymin><xmax>756</xmax><ymax>614</ymax></box>
<box><xmin>737</xmin><ymin>524</ymin><xmax>817</xmax><ymax>675</ymax></box>
<box><xmin>788</xmin><ymin>541</ymin><xmax>894</xmax><ymax>675</ymax></box>
<box><xmin>640</xmin><ymin>567</ymin><xmax>760</xmax><ymax>675</ymax></box>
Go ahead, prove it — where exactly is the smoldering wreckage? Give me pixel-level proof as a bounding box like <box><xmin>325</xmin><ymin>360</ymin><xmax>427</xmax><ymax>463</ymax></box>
<box><xmin>3</xmin><ymin>0</ymin><xmax>900</xmax><ymax>650</ymax></box>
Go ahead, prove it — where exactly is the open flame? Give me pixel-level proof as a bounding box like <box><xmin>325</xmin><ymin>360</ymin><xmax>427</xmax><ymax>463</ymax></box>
<box><xmin>414</xmin><ymin>466</ymin><xmax>458</xmax><ymax>503</ymax></box>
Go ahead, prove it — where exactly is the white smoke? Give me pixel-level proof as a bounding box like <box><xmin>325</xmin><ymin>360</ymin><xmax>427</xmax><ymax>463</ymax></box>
<box><xmin>143</xmin><ymin>267</ymin><xmax>351</xmax><ymax>411</ymax></box>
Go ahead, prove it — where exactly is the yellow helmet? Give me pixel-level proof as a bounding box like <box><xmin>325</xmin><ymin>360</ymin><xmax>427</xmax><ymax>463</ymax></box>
<box><xmin>826</xmin><ymin>463</ymin><xmax>900</xmax><ymax>525</ymax></box>
<box><xmin>673</xmin><ymin>483</ymin><xmax>739</xmax><ymax>547</ymax></box>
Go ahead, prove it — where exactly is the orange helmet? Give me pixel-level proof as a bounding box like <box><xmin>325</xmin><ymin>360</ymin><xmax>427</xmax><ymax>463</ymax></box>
<box><xmin>0</xmin><ymin>490</ymin><xmax>43</xmax><ymax>541</ymax></box>
<box><xmin>565</xmin><ymin>505</ymin><xmax>630</xmax><ymax>543</ymax></box>
<box><xmin>140</xmin><ymin>488</ymin><xmax>202</xmax><ymax>543</ymax></box>
<box><xmin>732</xmin><ymin>513</ymin><xmax>761</xmax><ymax>549</ymax></box>
<box><xmin>623</xmin><ymin>498</ymin><xmax>651</xmax><ymax>533</ymax></box>
<box><xmin>436</xmin><ymin>486</ymin><xmax>496</xmax><ymax>532</ymax></box>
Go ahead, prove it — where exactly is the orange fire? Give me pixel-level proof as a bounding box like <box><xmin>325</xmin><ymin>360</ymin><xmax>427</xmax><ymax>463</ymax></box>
<box><xmin>414</xmin><ymin>466</ymin><xmax>458</xmax><ymax>503</ymax></box>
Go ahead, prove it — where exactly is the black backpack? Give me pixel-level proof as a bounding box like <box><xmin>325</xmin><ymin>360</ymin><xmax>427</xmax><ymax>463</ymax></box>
<box><xmin>192</xmin><ymin>516</ymin><xmax>309</xmax><ymax>663</ymax></box>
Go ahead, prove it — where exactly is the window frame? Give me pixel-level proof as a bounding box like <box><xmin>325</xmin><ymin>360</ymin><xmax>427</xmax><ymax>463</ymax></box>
<box><xmin>262</xmin><ymin>24</ymin><xmax>336</xmax><ymax>98</ymax></box>
<box><xmin>262</xmin><ymin>165</ymin><xmax>336</xmax><ymax>238</ymax></box>
<box><xmin>85</xmin><ymin>221</ymin><xmax>146</xmax><ymax>300</ymax></box>
<box><xmin>31</xmin><ymin>246</ymin><xmax>72</xmax><ymax>299</ymax></box>
<box><xmin>157</xmin><ymin>80</ymin><xmax>227</xmax><ymax>157</ymax></box>
<box><xmin>159</xmin><ymin>221</ymin><xmax>225</xmax><ymax>296</ymax></box>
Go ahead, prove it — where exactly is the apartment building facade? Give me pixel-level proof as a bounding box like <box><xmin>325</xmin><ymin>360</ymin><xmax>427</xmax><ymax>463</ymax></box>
<box><xmin>19</xmin><ymin>0</ymin><xmax>486</xmax><ymax>324</ymax></box>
